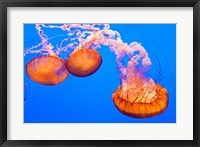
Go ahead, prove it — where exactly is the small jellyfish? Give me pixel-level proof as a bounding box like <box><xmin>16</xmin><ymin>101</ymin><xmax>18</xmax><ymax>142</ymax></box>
<box><xmin>26</xmin><ymin>56</ymin><xmax>68</xmax><ymax>85</ymax></box>
<box><xmin>66</xmin><ymin>49</ymin><xmax>102</xmax><ymax>77</ymax></box>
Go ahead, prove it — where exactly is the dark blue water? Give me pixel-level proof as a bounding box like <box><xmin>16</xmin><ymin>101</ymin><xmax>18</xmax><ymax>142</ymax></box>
<box><xmin>24</xmin><ymin>24</ymin><xmax>176</xmax><ymax>123</ymax></box>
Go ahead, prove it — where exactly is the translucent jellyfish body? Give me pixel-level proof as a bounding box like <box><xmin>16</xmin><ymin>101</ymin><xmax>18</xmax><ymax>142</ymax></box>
<box><xmin>26</xmin><ymin>56</ymin><xmax>68</xmax><ymax>85</ymax></box>
<box><xmin>66</xmin><ymin>49</ymin><xmax>102</xmax><ymax>77</ymax></box>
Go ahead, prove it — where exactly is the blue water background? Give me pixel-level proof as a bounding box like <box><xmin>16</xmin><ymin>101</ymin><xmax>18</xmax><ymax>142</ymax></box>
<box><xmin>24</xmin><ymin>24</ymin><xmax>176</xmax><ymax>123</ymax></box>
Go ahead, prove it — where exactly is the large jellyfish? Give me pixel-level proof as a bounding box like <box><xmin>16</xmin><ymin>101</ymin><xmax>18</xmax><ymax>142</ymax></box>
<box><xmin>24</xmin><ymin>24</ymin><xmax>169</xmax><ymax>118</ymax></box>
<box><xmin>110</xmin><ymin>42</ymin><xmax>168</xmax><ymax>118</ymax></box>
<box><xmin>98</xmin><ymin>30</ymin><xmax>168</xmax><ymax>118</ymax></box>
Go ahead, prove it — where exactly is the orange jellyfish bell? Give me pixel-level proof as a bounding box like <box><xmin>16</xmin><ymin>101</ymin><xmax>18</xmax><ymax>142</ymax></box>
<box><xmin>112</xmin><ymin>84</ymin><xmax>168</xmax><ymax>118</ymax></box>
<box><xmin>66</xmin><ymin>49</ymin><xmax>102</xmax><ymax>77</ymax></box>
<box><xmin>26</xmin><ymin>56</ymin><xmax>68</xmax><ymax>85</ymax></box>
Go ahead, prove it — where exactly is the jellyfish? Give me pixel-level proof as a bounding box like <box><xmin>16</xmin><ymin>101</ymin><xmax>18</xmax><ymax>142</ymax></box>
<box><xmin>65</xmin><ymin>29</ymin><xmax>104</xmax><ymax>77</ymax></box>
<box><xmin>112</xmin><ymin>82</ymin><xmax>168</xmax><ymax>118</ymax></box>
<box><xmin>66</xmin><ymin>49</ymin><xmax>102</xmax><ymax>77</ymax></box>
<box><xmin>111</xmin><ymin>42</ymin><xmax>168</xmax><ymax>118</ymax></box>
<box><xmin>26</xmin><ymin>55</ymin><xmax>68</xmax><ymax>85</ymax></box>
<box><xmin>25</xmin><ymin>25</ymin><xmax>69</xmax><ymax>85</ymax></box>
